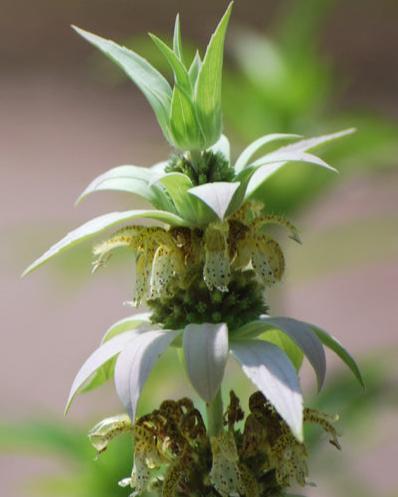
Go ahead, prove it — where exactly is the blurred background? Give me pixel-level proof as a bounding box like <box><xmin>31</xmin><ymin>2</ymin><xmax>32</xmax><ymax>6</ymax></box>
<box><xmin>1</xmin><ymin>0</ymin><xmax>398</xmax><ymax>496</ymax></box>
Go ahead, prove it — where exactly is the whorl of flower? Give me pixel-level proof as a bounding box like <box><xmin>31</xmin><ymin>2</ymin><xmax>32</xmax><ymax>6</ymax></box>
<box><xmin>23</xmin><ymin>4</ymin><xmax>364</xmax><ymax>496</ymax></box>
<box><xmin>89</xmin><ymin>392</ymin><xmax>340</xmax><ymax>497</ymax></box>
<box><xmin>90</xmin><ymin>201</ymin><xmax>298</xmax><ymax>306</ymax></box>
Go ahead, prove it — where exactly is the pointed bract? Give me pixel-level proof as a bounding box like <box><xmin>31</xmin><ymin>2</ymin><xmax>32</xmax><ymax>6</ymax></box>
<box><xmin>194</xmin><ymin>3</ymin><xmax>233</xmax><ymax>147</ymax></box>
<box><xmin>65</xmin><ymin>331</ymin><xmax>141</xmax><ymax>413</ymax></box>
<box><xmin>72</xmin><ymin>26</ymin><xmax>173</xmax><ymax>144</ymax></box>
<box><xmin>114</xmin><ymin>329</ymin><xmax>181</xmax><ymax>419</ymax></box>
<box><xmin>231</xmin><ymin>339</ymin><xmax>303</xmax><ymax>441</ymax></box>
<box><xmin>183</xmin><ymin>323</ymin><xmax>229</xmax><ymax>402</ymax></box>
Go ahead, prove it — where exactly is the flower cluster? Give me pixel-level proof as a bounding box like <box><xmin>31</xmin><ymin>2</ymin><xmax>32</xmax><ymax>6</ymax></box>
<box><xmin>25</xmin><ymin>3</ymin><xmax>363</xmax><ymax>497</ymax></box>
<box><xmin>89</xmin><ymin>391</ymin><xmax>340</xmax><ymax>497</ymax></box>
<box><xmin>91</xmin><ymin>200</ymin><xmax>298</xmax><ymax>308</ymax></box>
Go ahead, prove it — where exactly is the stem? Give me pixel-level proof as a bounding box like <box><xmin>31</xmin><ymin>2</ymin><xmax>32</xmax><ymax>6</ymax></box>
<box><xmin>206</xmin><ymin>389</ymin><xmax>224</xmax><ymax>437</ymax></box>
<box><xmin>188</xmin><ymin>149</ymin><xmax>203</xmax><ymax>173</ymax></box>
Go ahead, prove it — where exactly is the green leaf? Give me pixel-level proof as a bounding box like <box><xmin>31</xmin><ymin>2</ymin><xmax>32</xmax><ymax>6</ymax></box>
<box><xmin>232</xmin><ymin>321</ymin><xmax>303</xmax><ymax>370</ymax></box>
<box><xmin>154</xmin><ymin>173</ymin><xmax>216</xmax><ymax>225</ymax></box>
<box><xmin>102</xmin><ymin>312</ymin><xmax>152</xmax><ymax>343</ymax></box>
<box><xmin>312</xmin><ymin>327</ymin><xmax>364</xmax><ymax>387</ymax></box>
<box><xmin>72</xmin><ymin>26</ymin><xmax>173</xmax><ymax>144</ymax></box>
<box><xmin>173</xmin><ymin>14</ymin><xmax>184</xmax><ymax>63</ymax></box>
<box><xmin>262</xmin><ymin>329</ymin><xmax>304</xmax><ymax>371</ymax></box>
<box><xmin>149</xmin><ymin>33</ymin><xmax>191</xmax><ymax>93</ymax></box>
<box><xmin>194</xmin><ymin>2</ymin><xmax>233</xmax><ymax>146</ymax></box>
<box><xmin>188</xmin><ymin>181</ymin><xmax>240</xmax><ymax>220</ymax></box>
<box><xmin>76</xmin><ymin>165</ymin><xmax>173</xmax><ymax>210</ymax></box>
<box><xmin>235</xmin><ymin>316</ymin><xmax>326</xmax><ymax>389</ymax></box>
<box><xmin>245</xmin><ymin>152</ymin><xmax>336</xmax><ymax>200</ymax></box>
<box><xmin>23</xmin><ymin>209</ymin><xmax>188</xmax><ymax>276</ymax></box>
<box><xmin>275</xmin><ymin>128</ymin><xmax>356</xmax><ymax>155</ymax></box>
<box><xmin>170</xmin><ymin>86</ymin><xmax>204</xmax><ymax>150</ymax></box>
<box><xmin>234</xmin><ymin>133</ymin><xmax>301</xmax><ymax>173</ymax></box>
<box><xmin>251</xmin><ymin>151</ymin><xmax>336</xmax><ymax>170</ymax></box>
<box><xmin>188</xmin><ymin>51</ymin><xmax>202</xmax><ymax>86</ymax></box>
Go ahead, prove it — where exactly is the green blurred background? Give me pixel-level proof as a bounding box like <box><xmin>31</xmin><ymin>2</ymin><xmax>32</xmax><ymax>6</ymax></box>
<box><xmin>1</xmin><ymin>0</ymin><xmax>398</xmax><ymax>496</ymax></box>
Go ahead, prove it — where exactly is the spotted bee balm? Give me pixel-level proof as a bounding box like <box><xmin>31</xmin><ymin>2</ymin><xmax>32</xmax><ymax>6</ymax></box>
<box><xmin>25</xmin><ymin>3</ymin><xmax>363</xmax><ymax>497</ymax></box>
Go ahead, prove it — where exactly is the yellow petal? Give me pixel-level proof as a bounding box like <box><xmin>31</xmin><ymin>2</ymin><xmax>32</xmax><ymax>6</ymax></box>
<box><xmin>251</xmin><ymin>235</ymin><xmax>285</xmax><ymax>286</ymax></box>
<box><xmin>204</xmin><ymin>222</ymin><xmax>231</xmax><ymax>292</ymax></box>
<box><xmin>210</xmin><ymin>431</ymin><xmax>245</xmax><ymax>497</ymax></box>
<box><xmin>88</xmin><ymin>414</ymin><xmax>132</xmax><ymax>454</ymax></box>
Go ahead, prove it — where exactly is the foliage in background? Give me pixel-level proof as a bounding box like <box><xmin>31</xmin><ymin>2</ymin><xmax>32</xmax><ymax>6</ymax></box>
<box><xmin>222</xmin><ymin>0</ymin><xmax>398</xmax><ymax>213</ymax></box>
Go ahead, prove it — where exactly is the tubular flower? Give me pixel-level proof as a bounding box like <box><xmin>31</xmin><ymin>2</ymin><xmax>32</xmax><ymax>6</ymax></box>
<box><xmin>24</xmin><ymin>3</ymin><xmax>363</xmax><ymax>497</ymax></box>
<box><xmin>89</xmin><ymin>392</ymin><xmax>340</xmax><ymax>497</ymax></box>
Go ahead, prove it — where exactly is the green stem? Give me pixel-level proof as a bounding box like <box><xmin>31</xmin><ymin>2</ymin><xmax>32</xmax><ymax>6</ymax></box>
<box><xmin>189</xmin><ymin>149</ymin><xmax>203</xmax><ymax>173</ymax></box>
<box><xmin>206</xmin><ymin>389</ymin><xmax>224</xmax><ymax>437</ymax></box>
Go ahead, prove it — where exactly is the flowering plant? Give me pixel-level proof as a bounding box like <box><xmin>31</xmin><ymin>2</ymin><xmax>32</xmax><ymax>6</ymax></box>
<box><xmin>25</xmin><ymin>3</ymin><xmax>363</xmax><ymax>496</ymax></box>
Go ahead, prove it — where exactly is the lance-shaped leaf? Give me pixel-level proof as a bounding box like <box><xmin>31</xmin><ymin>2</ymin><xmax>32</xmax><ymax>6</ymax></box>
<box><xmin>173</xmin><ymin>14</ymin><xmax>184</xmax><ymax>63</ymax></box>
<box><xmin>153</xmin><ymin>172</ymin><xmax>213</xmax><ymax>225</ymax></box>
<box><xmin>170</xmin><ymin>86</ymin><xmax>204</xmax><ymax>151</ymax></box>
<box><xmin>188</xmin><ymin>182</ymin><xmax>240</xmax><ymax>221</ymax></box>
<box><xmin>188</xmin><ymin>51</ymin><xmax>202</xmax><ymax>86</ymax></box>
<box><xmin>231</xmin><ymin>339</ymin><xmax>303</xmax><ymax>441</ymax></box>
<box><xmin>234</xmin><ymin>133</ymin><xmax>301</xmax><ymax>173</ymax></box>
<box><xmin>76</xmin><ymin>165</ymin><xmax>172</xmax><ymax>210</ymax></box>
<box><xmin>23</xmin><ymin>209</ymin><xmax>188</xmax><ymax>276</ymax></box>
<box><xmin>274</xmin><ymin>128</ymin><xmax>356</xmax><ymax>155</ymax></box>
<box><xmin>209</xmin><ymin>134</ymin><xmax>231</xmax><ymax>162</ymax></box>
<box><xmin>312</xmin><ymin>327</ymin><xmax>364</xmax><ymax>387</ymax></box>
<box><xmin>237</xmin><ymin>316</ymin><xmax>326</xmax><ymax>391</ymax></box>
<box><xmin>114</xmin><ymin>329</ymin><xmax>181</xmax><ymax>419</ymax></box>
<box><xmin>149</xmin><ymin>33</ymin><xmax>191</xmax><ymax>93</ymax></box>
<box><xmin>251</xmin><ymin>151</ymin><xmax>336</xmax><ymax>171</ymax></box>
<box><xmin>81</xmin><ymin>314</ymin><xmax>154</xmax><ymax>394</ymax></box>
<box><xmin>245</xmin><ymin>153</ymin><xmax>336</xmax><ymax>200</ymax></box>
<box><xmin>65</xmin><ymin>331</ymin><xmax>141</xmax><ymax>413</ymax></box>
<box><xmin>231</xmin><ymin>321</ymin><xmax>303</xmax><ymax>370</ymax></box>
<box><xmin>259</xmin><ymin>329</ymin><xmax>304</xmax><ymax>371</ymax></box>
<box><xmin>72</xmin><ymin>26</ymin><xmax>173</xmax><ymax>144</ymax></box>
<box><xmin>183</xmin><ymin>323</ymin><xmax>229</xmax><ymax>402</ymax></box>
<box><xmin>195</xmin><ymin>3</ymin><xmax>233</xmax><ymax>146</ymax></box>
